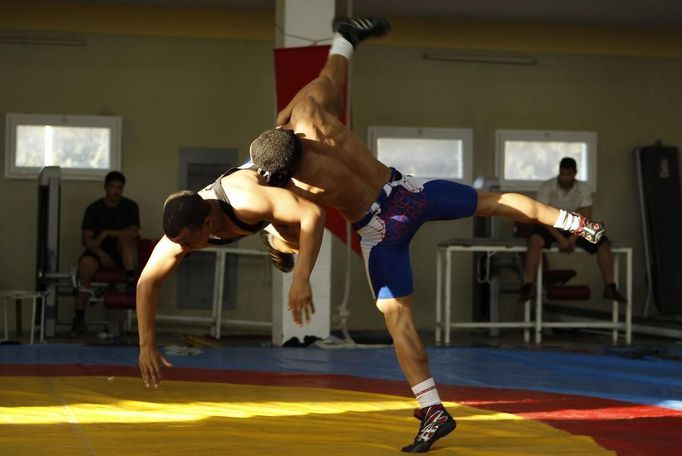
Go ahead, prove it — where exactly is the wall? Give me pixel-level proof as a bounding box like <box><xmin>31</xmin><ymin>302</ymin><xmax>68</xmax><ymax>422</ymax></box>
<box><xmin>1</xmin><ymin>3</ymin><xmax>681</xmax><ymax>334</ymax></box>
<box><xmin>351</xmin><ymin>47</ymin><xmax>682</xmax><ymax>326</ymax></box>
<box><xmin>0</xmin><ymin>32</ymin><xmax>277</xmax><ymax>329</ymax></box>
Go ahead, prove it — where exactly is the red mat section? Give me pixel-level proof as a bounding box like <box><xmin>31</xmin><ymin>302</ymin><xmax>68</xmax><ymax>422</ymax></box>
<box><xmin>3</xmin><ymin>364</ymin><xmax>681</xmax><ymax>455</ymax></box>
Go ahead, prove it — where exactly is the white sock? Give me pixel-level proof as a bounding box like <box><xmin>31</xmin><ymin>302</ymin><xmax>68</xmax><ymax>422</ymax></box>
<box><xmin>328</xmin><ymin>32</ymin><xmax>353</xmax><ymax>60</ymax></box>
<box><xmin>411</xmin><ymin>378</ymin><xmax>442</xmax><ymax>409</ymax></box>
<box><xmin>553</xmin><ymin>209</ymin><xmax>581</xmax><ymax>231</ymax></box>
<box><xmin>553</xmin><ymin>209</ymin><xmax>567</xmax><ymax>229</ymax></box>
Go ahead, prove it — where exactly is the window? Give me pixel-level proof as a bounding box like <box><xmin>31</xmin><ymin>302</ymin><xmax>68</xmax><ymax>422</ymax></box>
<box><xmin>367</xmin><ymin>127</ymin><xmax>473</xmax><ymax>183</ymax></box>
<box><xmin>496</xmin><ymin>130</ymin><xmax>597</xmax><ymax>191</ymax></box>
<box><xmin>5</xmin><ymin>113</ymin><xmax>121</xmax><ymax>180</ymax></box>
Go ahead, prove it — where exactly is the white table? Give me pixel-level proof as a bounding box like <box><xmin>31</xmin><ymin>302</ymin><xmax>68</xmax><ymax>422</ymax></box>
<box><xmin>435</xmin><ymin>238</ymin><xmax>633</xmax><ymax>345</ymax></box>
<box><xmin>153</xmin><ymin>247</ymin><xmax>270</xmax><ymax>339</ymax></box>
<box><xmin>0</xmin><ymin>290</ymin><xmax>47</xmax><ymax>344</ymax></box>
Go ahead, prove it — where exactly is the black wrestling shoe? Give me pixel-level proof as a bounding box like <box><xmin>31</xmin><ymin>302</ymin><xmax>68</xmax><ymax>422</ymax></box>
<box><xmin>568</xmin><ymin>212</ymin><xmax>605</xmax><ymax>244</ymax></box>
<box><xmin>402</xmin><ymin>404</ymin><xmax>456</xmax><ymax>453</ymax></box>
<box><xmin>332</xmin><ymin>17</ymin><xmax>391</xmax><ymax>48</ymax></box>
<box><xmin>260</xmin><ymin>231</ymin><xmax>295</xmax><ymax>273</ymax></box>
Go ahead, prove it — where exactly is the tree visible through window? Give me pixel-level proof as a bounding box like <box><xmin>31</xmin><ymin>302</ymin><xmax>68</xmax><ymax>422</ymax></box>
<box><xmin>504</xmin><ymin>140</ymin><xmax>587</xmax><ymax>181</ymax></box>
<box><xmin>16</xmin><ymin>126</ymin><xmax>111</xmax><ymax>169</ymax></box>
<box><xmin>496</xmin><ymin>130</ymin><xmax>597</xmax><ymax>191</ymax></box>
<box><xmin>368</xmin><ymin>127</ymin><xmax>473</xmax><ymax>183</ymax></box>
<box><xmin>6</xmin><ymin>114</ymin><xmax>121</xmax><ymax>179</ymax></box>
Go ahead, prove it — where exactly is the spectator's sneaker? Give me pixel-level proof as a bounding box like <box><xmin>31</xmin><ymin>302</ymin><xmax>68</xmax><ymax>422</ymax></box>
<box><xmin>332</xmin><ymin>17</ymin><xmax>391</xmax><ymax>48</ymax></box>
<box><xmin>603</xmin><ymin>284</ymin><xmax>627</xmax><ymax>303</ymax></box>
<box><xmin>569</xmin><ymin>212</ymin><xmax>605</xmax><ymax>244</ymax></box>
<box><xmin>68</xmin><ymin>317</ymin><xmax>87</xmax><ymax>339</ymax></box>
<box><xmin>518</xmin><ymin>282</ymin><xmax>535</xmax><ymax>303</ymax></box>
<box><xmin>260</xmin><ymin>231</ymin><xmax>295</xmax><ymax>273</ymax></box>
<box><xmin>402</xmin><ymin>404</ymin><xmax>456</xmax><ymax>453</ymax></box>
<box><xmin>97</xmin><ymin>330</ymin><xmax>116</xmax><ymax>340</ymax></box>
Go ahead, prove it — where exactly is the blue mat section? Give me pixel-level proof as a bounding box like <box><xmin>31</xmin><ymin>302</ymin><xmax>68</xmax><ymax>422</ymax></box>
<box><xmin>1</xmin><ymin>344</ymin><xmax>681</xmax><ymax>410</ymax></box>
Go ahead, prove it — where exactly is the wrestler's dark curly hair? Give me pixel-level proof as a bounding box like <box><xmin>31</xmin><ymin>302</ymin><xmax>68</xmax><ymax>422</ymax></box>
<box><xmin>163</xmin><ymin>190</ymin><xmax>210</xmax><ymax>238</ymax></box>
<box><xmin>249</xmin><ymin>128</ymin><xmax>302</xmax><ymax>177</ymax></box>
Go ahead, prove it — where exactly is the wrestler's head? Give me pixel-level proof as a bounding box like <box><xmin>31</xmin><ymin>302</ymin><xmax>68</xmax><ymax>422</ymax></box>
<box><xmin>249</xmin><ymin>128</ymin><xmax>302</xmax><ymax>178</ymax></box>
<box><xmin>163</xmin><ymin>191</ymin><xmax>211</xmax><ymax>249</ymax></box>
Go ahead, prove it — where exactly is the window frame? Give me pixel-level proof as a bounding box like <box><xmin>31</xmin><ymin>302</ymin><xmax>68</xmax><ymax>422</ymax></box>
<box><xmin>367</xmin><ymin>126</ymin><xmax>473</xmax><ymax>183</ymax></box>
<box><xmin>5</xmin><ymin>113</ymin><xmax>122</xmax><ymax>180</ymax></box>
<box><xmin>495</xmin><ymin>129</ymin><xmax>598</xmax><ymax>192</ymax></box>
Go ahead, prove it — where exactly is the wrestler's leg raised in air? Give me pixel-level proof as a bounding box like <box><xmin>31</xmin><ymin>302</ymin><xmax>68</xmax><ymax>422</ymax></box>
<box><xmin>475</xmin><ymin>191</ymin><xmax>605</xmax><ymax>242</ymax></box>
<box><xmin>410</xmin><ymin>178</ymin><xmax>604</xmax><ymax>243</ymax></box>
<box><xmin>276</xmin><ymin>17</ymin><xmax>390</xmax><ymax>127</ymax></box>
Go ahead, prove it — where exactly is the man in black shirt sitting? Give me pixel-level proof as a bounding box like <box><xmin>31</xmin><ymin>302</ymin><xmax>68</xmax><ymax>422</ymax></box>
<box><xmin>71</xmin><ymin>171</ymin><xmax>140</xmax><ymax>338</ymax></box>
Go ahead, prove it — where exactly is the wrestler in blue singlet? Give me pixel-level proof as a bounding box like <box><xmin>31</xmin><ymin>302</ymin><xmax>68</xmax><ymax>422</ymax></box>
<box><xmin>352</xmin><ymin>169</ymin><xmax>478</xmax><ymax>299</ymax></box>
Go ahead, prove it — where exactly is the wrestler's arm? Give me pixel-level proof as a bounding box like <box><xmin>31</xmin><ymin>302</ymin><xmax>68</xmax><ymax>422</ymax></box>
<box><xmin>231</xmin><ymin>184</ymin><xmax>325</xmax><ymax>325</ymax></box>
<box><xmin>289</xmin><ymin>96</ymin><xmax>348</xmax><ymax>145</ymax></box>
<box><xmin>276</xmin><ymin>55</ymin><xmax>348</xmax><ymax>127</ymax></box>
<box><xmin>137</xmin><ymin>236</ymin><xmax>188</xmax><ymax>387</ymax></box>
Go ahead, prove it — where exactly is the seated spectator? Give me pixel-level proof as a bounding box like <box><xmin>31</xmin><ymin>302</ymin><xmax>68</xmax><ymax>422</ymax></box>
<box><xmin>519</xmin><ymin>157</ymin><xmax>626</xmax><ymax>303</ymax></box>
<box><xmin>70</xmin><ymin>171</ymin><xmax>140</xmax><ymax>338</ymax></box>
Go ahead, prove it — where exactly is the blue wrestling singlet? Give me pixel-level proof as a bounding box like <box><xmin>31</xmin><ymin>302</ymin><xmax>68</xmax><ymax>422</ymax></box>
<box><xmin>352</xmin><ymin>169</ymin><xmax>478</xmax><ymax>300</ymax></box>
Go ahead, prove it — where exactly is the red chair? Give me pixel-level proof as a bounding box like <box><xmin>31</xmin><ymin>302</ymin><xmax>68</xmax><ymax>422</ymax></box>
<box><xmin>91</xmin><ymin>238</ymin><xmax>157</xmax><ymax>333</ymax></box>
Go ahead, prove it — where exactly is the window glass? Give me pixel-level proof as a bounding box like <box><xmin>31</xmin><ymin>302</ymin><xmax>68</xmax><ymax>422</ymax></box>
<box><xmin>496</xmin><ymin>130</ymin><xmax>597</xmax><ymax>191</ymax></box>
<box><xmin>369</xmin><ymin>127</ymin><xmax>473</xmax><ymax>183</ymax></box>
<box><xmin>6</xmin><ymin>114</ymin><xmax>121</xmax><ymax>180</ymax></box>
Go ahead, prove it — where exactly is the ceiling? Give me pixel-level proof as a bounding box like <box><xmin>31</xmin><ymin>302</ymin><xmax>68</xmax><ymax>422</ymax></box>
<box><xmin>71</xmin><ymin>0</ymin><xmax>682</xmax><ymax>28</ymax></box>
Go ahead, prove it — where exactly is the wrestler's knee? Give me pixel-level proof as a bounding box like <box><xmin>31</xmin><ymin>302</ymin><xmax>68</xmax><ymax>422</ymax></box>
<box><xmin>474</xmin><ymin>191</ymin><xmax>498</xmax><ymax>216</ymax></box>
<box><xmin>376</xmin><ymin>297</ymin><xmax>416</xmax><ymax>332</ymax></box>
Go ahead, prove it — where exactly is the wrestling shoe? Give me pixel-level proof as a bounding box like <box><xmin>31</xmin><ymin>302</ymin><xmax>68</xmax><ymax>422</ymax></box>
<box><xmin>568</xmin><ymin>212</ymin><xmax>605</xmax><ymax>244</ymax></box>
<box><xmin>402</xmin><ymin>404</ymin><xmax>456</xmax><ymax>453</ymax></box>
<box><xmin>260</xmin><ymin>231</ymin><xmax>294</xmax><ymax>273</ymax></box>
<box><xmin>332</xmin><ymin>17</ymin><xmax>391</xmax><ymax>48</ymax></box>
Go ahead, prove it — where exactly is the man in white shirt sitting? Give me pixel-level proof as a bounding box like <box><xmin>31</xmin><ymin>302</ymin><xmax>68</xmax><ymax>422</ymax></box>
<box><xmin>519</xmin><ymin>157</ymin><xmax>626</xmax><ymax>303</ymax></box>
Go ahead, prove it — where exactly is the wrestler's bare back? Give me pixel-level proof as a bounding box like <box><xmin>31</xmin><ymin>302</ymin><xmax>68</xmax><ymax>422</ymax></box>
<box><xmin>285</xmin><ymin>105</ymin><xmax>391</xmax><ymax>223</ymax></box>
<box><xmin>289</xmin><ymin>133</ymin><xmax>390</xmax><ymax>223</ymax></box>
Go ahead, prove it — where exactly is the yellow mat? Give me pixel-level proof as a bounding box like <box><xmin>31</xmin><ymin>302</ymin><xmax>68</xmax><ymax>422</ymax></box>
<box><xmin>0</xmin><ymin>376</ymin><xmax>612</xmax><ymax>455</ymax></box>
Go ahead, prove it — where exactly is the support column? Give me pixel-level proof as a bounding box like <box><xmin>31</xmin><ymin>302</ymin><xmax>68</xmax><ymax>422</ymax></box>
<box><xmin>271</xmin><ymin>0</ymin><xmax>335</xmax><ymax>346</ymax></box>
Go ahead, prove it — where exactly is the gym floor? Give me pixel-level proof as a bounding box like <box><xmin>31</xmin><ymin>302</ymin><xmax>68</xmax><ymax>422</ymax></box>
<box><xmin>1</xmin><ymin>329</ymin><xmax>681</xmax><ymax>455</ymax></box>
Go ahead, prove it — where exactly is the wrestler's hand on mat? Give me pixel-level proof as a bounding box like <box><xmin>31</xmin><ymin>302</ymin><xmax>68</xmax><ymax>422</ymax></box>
<box><xmin>139</xmin><ymin>345</ymin><xmax>172</xmax><ymax>388</ymax></box>
<box><xmin>288</xmin><ymin>277</ymin><xmax>315</xmax><ymax>326</ymax></box>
